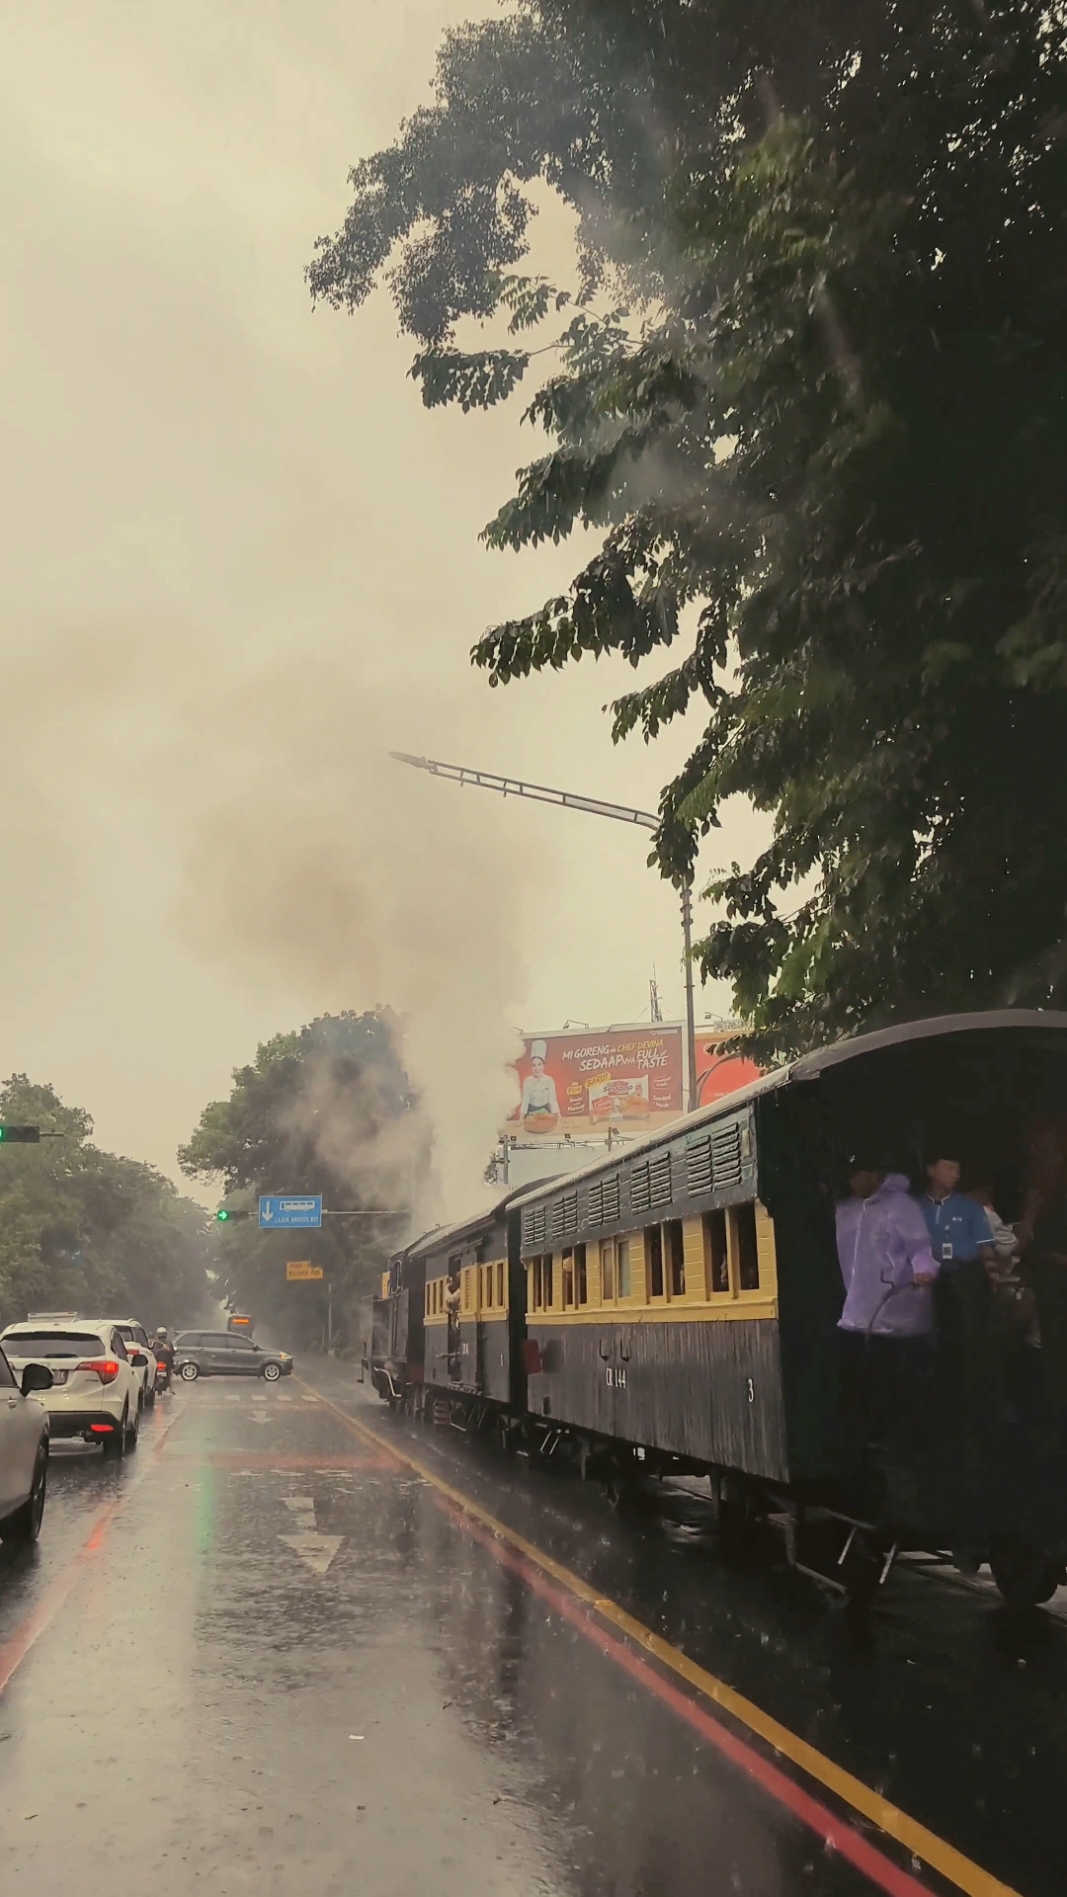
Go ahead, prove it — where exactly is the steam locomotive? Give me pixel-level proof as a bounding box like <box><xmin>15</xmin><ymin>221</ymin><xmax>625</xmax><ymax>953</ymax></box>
<box><xmin>362</xmin><ymin>1010</ymin><xmax>1067</xmax><ymax>1608</ymax></box>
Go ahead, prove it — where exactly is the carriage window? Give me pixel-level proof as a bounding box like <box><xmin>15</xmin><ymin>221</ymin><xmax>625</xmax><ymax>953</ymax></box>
<box><xmin>600</xmin><ymin>1238</ymin><xmax>615</xmax><ymax>1303</ymax></box>
<box><xmin>666</xmin><ymin>1220</ymin><xmax>686</xmax><ymax>1297</ymax></box>
<box><xmin>734</xmin><ymin>1203</ymin><xmax>760</xmax><ymax>1291</ymax></box>
<box><xmin>648</xmin><ymin>1225</ymin><xmax>665</xmax><ymax>1299</ymax></box>
<box><xmin>704</xmin><ymin>1210</ymin><xmax>730</xmax><ymax>1294</ymax></box>
<box><xmin>617</xmin><ymin>1237</ymin><xmax>632</xmax><ymax>1300</ymax></box>
<box><xmin>576</xmin><ymin>1242</ymin><xmax>588</xmax><ymax>1306</ymax></box>
<box><xmin>561</xmin><ymin>1248</ymin><xmax>576</xmax><ymax>1309</ymax></box>
<box><xmin>497</xmin><ymin>1261</ymin><xmax>505</xmax><ymax>1308</ymax></box>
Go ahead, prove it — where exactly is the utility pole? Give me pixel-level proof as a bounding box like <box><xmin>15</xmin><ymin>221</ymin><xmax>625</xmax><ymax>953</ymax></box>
<box><xmin>681</xmin><ymin>884</ymin><xmax>698</xmax><ymax>1119</ymax></box>
<box><xmin>392</xmin><ymin>753</ymin><xmax>703</xmax><ymax>1112</ymax></box>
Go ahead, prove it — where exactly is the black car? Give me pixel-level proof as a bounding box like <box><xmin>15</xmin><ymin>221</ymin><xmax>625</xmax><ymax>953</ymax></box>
<box><xmin>173</xmin><ymin>1331</ymin><xmax>294</xmax><ymax>1382</ymax></box>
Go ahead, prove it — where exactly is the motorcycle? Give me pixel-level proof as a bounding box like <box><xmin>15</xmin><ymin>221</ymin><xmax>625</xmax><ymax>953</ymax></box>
<box><xmin>154</xmin><ymin>1356</ymin><xmax>173</xmax><ymax>1395</ymax></box>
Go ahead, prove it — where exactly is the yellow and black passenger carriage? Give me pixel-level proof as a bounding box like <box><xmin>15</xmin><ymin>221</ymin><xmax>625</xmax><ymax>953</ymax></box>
<box><xmin>515</xmin><ymin>1105</ymin><xmax>787</xmax><ymax>1485</ymax></box>
<box><xmin>385</xmin><ymin>1184</ymin><xmax>538</xmax><ymax>1422</ymax></box>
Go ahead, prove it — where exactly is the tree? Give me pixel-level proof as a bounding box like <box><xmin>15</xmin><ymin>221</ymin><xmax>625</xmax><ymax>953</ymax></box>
<box><xmin>179</xmin><ymin>1011</ymin><xmax>426</xmax><ymax>1347</ymax></box>
<box><xmin>310</xmin><ymin>1</ymin><xmax>1067</xmax><ymax>1055</ymax></box>
<box><xmin>0</xmin><ymin>1075</ymin><xmax>212</xmax><ymax>1327</ymax></box>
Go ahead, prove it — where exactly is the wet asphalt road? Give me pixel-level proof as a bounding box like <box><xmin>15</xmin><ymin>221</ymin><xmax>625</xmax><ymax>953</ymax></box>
<box><xmin>0</xmin><ymin>1369</ymin><xmax>1064</xmax><ymax>1897</ymax></box>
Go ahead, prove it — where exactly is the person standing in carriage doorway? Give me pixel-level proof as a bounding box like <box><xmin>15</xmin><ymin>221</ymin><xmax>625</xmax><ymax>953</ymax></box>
<box><xmin>444</xmin><ymin>1266</ymin><xmax>462</xmax><ymax>1378</ymax></box>
<box><xmin>920</xmin><ymin>1151</ymin><xmax>996</xmax><ymax>1416</ymax></box>
<box><xmin>1017</xmin><ymin>1117</ymin><xmax>1067</xmax><ymax>1422</ymax></box>
<box><xmin>835</xmin><ymin>1157</ymin><xmax>940</xmax><ymax>1472</ymax></box>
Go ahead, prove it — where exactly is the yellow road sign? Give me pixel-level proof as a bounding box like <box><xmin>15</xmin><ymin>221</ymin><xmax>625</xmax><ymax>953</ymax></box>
<box><xmin>286</xmin><ymin>1261</ymin><xmax>324</xmax><ymax>1281</ymax></box>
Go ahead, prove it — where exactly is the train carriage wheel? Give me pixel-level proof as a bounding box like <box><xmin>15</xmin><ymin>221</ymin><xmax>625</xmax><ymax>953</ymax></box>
<box><xmin>989</xmin><ymin>1532</ymin><xmax>1063</xmax><ymax>1608</ymax></box>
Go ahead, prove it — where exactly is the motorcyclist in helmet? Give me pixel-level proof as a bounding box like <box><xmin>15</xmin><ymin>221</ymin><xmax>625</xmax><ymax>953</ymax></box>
<box><xmin>154</xmin><ymin>1326</ymin><xmax>175</xmax><ymax>1385</ymax></box>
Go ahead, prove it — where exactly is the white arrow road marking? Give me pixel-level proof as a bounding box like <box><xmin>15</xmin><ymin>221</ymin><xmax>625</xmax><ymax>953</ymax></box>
<box><xmin>251</xmin><ymin>1412</ymin><xmax>271</xmax><ymax>1425</ymax></box>
<box><xmin>278</xmin><ymin>1532</ymin><xmax>343</xmax><ymax>1574</ymax></box>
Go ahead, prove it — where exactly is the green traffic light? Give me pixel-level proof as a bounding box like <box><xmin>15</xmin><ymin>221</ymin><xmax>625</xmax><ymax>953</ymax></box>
<box><xmin>216</xmin><ymin>1208</ymin><xmax>230</xmax><ymax>1221</ymax></box>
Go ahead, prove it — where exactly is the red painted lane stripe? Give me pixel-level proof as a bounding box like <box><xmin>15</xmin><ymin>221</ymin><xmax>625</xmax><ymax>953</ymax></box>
<box><xmin>196</xmin><ymin>1453</ymin><xmax>396</xmax><ymax>1471</ymax></box>
<box><xmin>0</xmin><ymin>1407</ymin><xmax>182</xmax><ymax>1700</ymax></box>
<box><xmin>0</xmin><ymin>1497</ymin><xmax>121</xmax><ymax>1695</ymax></box>
<box><xmin>446</xmin><ymin>1500</ymin><xmax>934</xmax><ymax>1897</ymax></box>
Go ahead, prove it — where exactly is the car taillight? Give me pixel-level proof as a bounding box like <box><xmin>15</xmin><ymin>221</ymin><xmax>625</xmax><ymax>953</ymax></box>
<box><xmin>77</xmin><ymin>1358</ymin><xmax>121</xmax><ymax>1384</ymax></box>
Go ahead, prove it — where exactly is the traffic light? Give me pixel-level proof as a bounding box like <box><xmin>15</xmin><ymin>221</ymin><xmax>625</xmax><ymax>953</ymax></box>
<box><xmin>0</xmin><ymin>1125</ymin><xmax>40</xmax><ymax>1144</ymax></box>
<box><xmin>216</xmin><ymin>1208</ymin><xmax>251</xmax><ymax>1222</ymax></box>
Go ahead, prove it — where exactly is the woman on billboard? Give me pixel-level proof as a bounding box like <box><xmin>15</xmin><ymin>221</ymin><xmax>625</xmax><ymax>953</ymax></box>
<box><xmin>520</xmin><ymin>1041</ymin><xmax>563</xmax><ymax>1131</ymax></box>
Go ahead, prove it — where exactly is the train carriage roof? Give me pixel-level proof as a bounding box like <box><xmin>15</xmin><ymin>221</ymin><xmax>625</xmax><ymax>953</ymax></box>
<box><xmin>396</xmin><ymin>1177</ymin><xmax>565</xmax><ymax>1264</ymax></box>
<box><xmin>508</xmin><ymin>1009</ymin><xmax>1067</xmax><ymax>1212</ymax></box>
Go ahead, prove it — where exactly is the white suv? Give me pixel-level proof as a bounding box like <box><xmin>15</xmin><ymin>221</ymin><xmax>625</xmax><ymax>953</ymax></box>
<box><xmin>0</xmin><ymin>1342</ymin><xmax>52</xmax><ymax>1543</ymax></box>
<box><xmin>1</xmin><ymin>1318</ymin><xmax>142</xmax><ymax>1457</ymax></box>
<box><xmin>109</xmin><ymin>1319</ymin><xmax>158</xmax><ymax>1410</ymax></box>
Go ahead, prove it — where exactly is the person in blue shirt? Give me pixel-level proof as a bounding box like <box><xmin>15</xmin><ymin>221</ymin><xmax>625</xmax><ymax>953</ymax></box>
<box><xmin>920</xmin><ymin>1152</ymin><xmax>996</xmax><ymax>1451</ymax></box>
<box><xmin>920</xmin><ymin>1156</ymin><xmax>996</xmax><ymax>1270</ymax></box>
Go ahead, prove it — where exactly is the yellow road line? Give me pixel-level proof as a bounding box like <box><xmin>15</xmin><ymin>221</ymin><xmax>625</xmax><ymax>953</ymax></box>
<box><xmin>298</xmin><ymin>1377</ymin><xmax>1021</xmax><ymax>1897</ymax></box>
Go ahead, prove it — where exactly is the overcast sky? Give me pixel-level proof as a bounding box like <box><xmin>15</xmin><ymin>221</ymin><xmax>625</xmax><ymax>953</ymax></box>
<box><xmin>1</xmin><ymin>2</ymin><xmax>767</xmax><ymax>1211</ymax></box>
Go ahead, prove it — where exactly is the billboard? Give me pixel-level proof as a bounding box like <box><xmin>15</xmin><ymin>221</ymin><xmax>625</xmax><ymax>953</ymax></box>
<box><xmin>502</xmin><ymin>1023</ymin><xmax>764</xmax><ymax>1146</ymax></box>
<box><xmin>504</xmin><ymin>1026</ymin><xmax>685</xmax><ymax>1142</ymax></box>
<box><xmin>694</xmin><ymin>1033</ymin><xmax>763</xmax><ymax>1108</ymax></box>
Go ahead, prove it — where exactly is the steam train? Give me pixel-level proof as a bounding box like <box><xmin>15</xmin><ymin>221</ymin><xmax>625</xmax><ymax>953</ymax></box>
<box><xmin>362</xmin><ymin>1010</ymin><xmax>1067</xmax><ymax>1607</ymax></box>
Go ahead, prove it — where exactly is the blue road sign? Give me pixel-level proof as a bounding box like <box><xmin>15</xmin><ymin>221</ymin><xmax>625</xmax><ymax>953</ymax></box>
<box><xmin>259</xmin><ymin>1194</ymin><xmax>323</xmax><ymax>1230</ymax></box>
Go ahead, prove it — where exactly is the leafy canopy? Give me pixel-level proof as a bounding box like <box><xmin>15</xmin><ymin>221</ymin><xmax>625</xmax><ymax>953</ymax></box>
<box><xmin>310</xmin><ymin>0</ymin><xmax>1067</xmax><ymax>1055</ymax></box>
<box><xmin>0</xmin><ymin>1075</ymin><xmax>212</xmax><ymax>1327</ymax></box>
<box><xmin>179</xmin><ymin>1011</ymin><xmax>425</xmax><ymax>1347</ymax></box>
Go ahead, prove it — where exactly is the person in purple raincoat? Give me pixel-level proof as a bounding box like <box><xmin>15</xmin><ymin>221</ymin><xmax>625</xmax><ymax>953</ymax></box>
<box><xmin>837</xmin><ymin>1160</ymin><xmax>940</xmax><ymax>1337</ymax></box>
<box><xmin>835</xmin><ymin>1157</ymin><xmax>940</xmax><ymax>1469</ymax></box>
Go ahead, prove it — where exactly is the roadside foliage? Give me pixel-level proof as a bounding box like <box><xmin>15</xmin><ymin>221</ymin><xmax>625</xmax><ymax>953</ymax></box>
<box><xmin>0</xmin><ymin>1074</ymin><xmax>212</xmax><ymax>1328</ymax></box>
<box><xmin>179</xmin><ymin>1009</ymin><xmax>427</xmax><ymax>1349</ymax></box>
<box><xmin>310</xmin><ymin>0</ymin><xmax>1067</xmax><ymax>1056</ymax></box>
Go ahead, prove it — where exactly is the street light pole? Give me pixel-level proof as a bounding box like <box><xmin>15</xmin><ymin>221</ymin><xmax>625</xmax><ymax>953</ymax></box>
<box><xmin>680</xmin><ymin>883</ymin><xmax>697</xmax><ymax>1115</ymax></box>
<box><xmin>392</xmin><ymin>751</ymin><xmax>702</xmax><ymax>1113</ymax></box>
